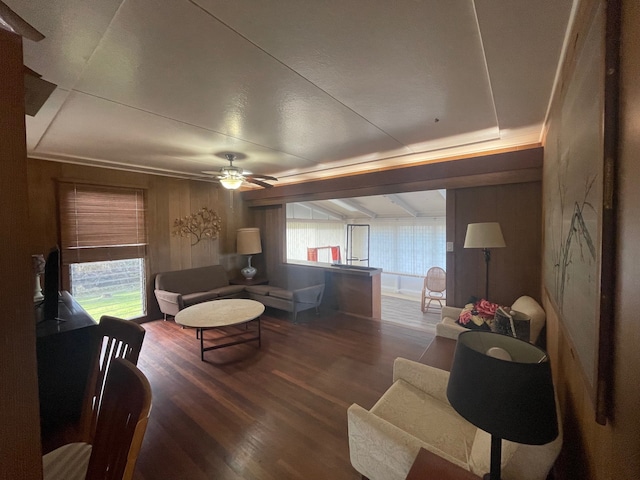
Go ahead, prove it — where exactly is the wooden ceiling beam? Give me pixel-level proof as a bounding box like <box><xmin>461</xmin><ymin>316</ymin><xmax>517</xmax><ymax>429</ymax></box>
<box><xmin>242</xmin><ymin>147</ymin><xmax>543</xmax><ymax>207</ymax></box>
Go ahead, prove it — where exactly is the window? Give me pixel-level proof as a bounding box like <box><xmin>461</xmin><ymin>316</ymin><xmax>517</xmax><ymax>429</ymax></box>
<box><xmin>368</xmin><ymin>218</ymin><xmax>446</xmax><ymax>275</ymax></box>
<box><xmin>285</xmin><ymin>202</ymin><xmax>446</xmax><ymax>275</ymax></box>
<box><xmin>286</xmin><ymin>203</ymin><xmax>344</xmax><ymax>263</ymax></box>
<box><xmin>58</xmin><ymin>183</ymin><xmax>147</xmax><ymax>320</ymax></box>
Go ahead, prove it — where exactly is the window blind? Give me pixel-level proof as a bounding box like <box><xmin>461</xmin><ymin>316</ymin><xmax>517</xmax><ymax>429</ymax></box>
<box><xmin>58</xmin><ymin>182</ymin><xmax>147</xmax><ymax>265</ymax></box>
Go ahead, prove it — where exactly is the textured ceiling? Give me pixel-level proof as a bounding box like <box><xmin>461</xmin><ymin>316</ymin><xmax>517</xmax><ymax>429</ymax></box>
<box><xmin>9</xmin><ymin>0</ymin><xmax>575</xmax><ymax>193</ymax></box>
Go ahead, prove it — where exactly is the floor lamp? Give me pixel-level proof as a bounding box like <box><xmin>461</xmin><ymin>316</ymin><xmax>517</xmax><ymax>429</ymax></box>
<box><xmin>463</xmin><ymin>222</ymin><xmax>506</xmax><ymax>300</ymax></box>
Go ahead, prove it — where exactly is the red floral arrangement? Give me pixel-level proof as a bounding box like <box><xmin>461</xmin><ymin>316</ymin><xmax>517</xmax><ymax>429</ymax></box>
<box><xmin>458</xmin><ymin>298</ymin><xmax>501</xmax><ymax>327</ymax></box>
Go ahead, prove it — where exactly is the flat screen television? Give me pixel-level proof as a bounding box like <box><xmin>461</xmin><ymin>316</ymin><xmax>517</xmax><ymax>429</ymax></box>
<box><xmin>42</xmin><ymin>246</ymin><xmax>61</xmax><ymax>321</ymax></box>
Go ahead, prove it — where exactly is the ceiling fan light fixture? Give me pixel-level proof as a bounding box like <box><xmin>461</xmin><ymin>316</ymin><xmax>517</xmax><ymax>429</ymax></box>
<box><xmin>220</xmin><ymin>177</ymin><xmax>242</xmax><ymax>190</ymax></box>
<box><xmin>219</xmin><ymin>176</ymin><xmax>243</xmax><ymax>190</ymax></box>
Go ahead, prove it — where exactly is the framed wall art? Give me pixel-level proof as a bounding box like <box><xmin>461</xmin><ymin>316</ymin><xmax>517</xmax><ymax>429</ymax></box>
<box><xmin>543</xmin><ymin>0</ymin><xmax>619</xmax><ymax>425</ymax></box>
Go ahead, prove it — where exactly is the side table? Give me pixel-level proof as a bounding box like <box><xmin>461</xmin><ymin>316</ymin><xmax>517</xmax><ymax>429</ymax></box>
<box><xmin>418</xmin><ymin>335</ymin><xmax>457</xmax><ymax>372</ymax></box>
<box><xmin>229</xmin><ymin>277</ymin><xmax>269</xmax><ymax>286</ymax></box>
<box><xmin>405</xmin><ymin>448</ymin><xmax>481</xmax><ymax>480</ymax></box>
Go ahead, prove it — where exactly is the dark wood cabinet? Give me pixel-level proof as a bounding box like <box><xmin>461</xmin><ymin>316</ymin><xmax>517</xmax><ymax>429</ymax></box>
<box><xmin>35</xmin><ymin>292</ymin><xmax>98</xmax><ymax>438</ymax></box>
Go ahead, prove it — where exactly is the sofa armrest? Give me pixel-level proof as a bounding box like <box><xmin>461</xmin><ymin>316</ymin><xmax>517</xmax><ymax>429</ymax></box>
<box><xmin>436</xmin><ymin>317</ymin><xmax>469</xmax><ymax>340</ymax></box>
<box><xmin>441</xmin><ymin>305</ymin><xmax>463</xmax><ymax>321</ymax></box>
<box><xmin>293</xmin><ymin>284</ymin><xmax>324</xmax><ymax>305</ymax></box>
<box><xmin>154</xmin><ymin>289</ymin><xmax>184</xmax><ymax>316</ymax></box>
<box><xmin>392</xmin><ymin>358</ymin><xmax>451</xmax><ymax>405</ymax></box>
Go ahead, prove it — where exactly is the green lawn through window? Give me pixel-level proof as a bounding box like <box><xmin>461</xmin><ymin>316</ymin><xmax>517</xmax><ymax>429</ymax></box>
<box><xmin>74</xmin><ymin>290</ymin><xmax>143</xmax><ymax>321</ymax></box>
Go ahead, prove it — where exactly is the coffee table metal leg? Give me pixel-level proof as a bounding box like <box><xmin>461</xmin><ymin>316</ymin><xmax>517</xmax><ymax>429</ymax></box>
<box><xmin>197</xmin><ymin>318</ymin><xmax>261</xmax><ymax>361</ymax></box>
<box><xmin>200</xmin><ymin>328</ymin><xmax>204</xmax><ymax>361</ymax></box>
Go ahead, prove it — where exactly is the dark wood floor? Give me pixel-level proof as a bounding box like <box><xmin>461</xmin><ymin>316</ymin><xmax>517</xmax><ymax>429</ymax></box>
<box><xmin>133</xmin><ymin>308</ymin><xmax>434</xmax><ymax>479</ymax></box>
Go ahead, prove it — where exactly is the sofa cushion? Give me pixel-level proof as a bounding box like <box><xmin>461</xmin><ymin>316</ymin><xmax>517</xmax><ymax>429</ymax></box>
<box><xmin>155</xmin><ymin>265</ymin><xmax>229</xmax><ymax>295</ymax></box>
<box><xmin>182</xmin><ymin>292</ymin><xmax>218</xmax><ymax>306</ymax></box>
<box><xmin>371</xmin><ymin>379</ymin><xmax>476</xmax><ymax>465</ymax></box>
<box><xmin>269</xmin><ymin>288</ymin><xmax>293</xmax><ymax>301</ymax></box>
<box><xmin>469</xmin><ymin>424</ymin><xmax>563</xmax><ymax>480</ymax></box>
<box><xmin>211</xmin><ymin>285</ymin><xmax>246</xmax><ymax>297</ymax></box>
<box><xmin>245</xmin><ymin>285</ymin><xmax>275</xmax><ymax>296</ymax></box>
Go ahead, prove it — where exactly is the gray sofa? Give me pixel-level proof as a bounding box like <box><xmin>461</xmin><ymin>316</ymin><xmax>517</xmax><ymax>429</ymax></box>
<box><xmin>154</xmin><ymin>265</ymin><xmax>325</xmax><ymax>322</ymax></box>
<box><xmin>245</xmin><ymin>284</ymin><xmax>325</xmax><ymax>323</ymax></box>
<box><xmin>154</xmin><ymin>265</ymin><xmax>245</xmax><ymax>318</ymax></box>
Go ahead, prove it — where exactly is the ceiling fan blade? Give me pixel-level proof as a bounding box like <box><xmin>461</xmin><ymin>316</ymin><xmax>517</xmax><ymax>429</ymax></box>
<box><xmin>247</xmin><ymin>174</ymin><xmax>278</xmax><ymax>181</ymax></box>
<box><xmin>246</xmin><ymin>177</ymin><xmax>274</xmax><ymax>188</ymax></box>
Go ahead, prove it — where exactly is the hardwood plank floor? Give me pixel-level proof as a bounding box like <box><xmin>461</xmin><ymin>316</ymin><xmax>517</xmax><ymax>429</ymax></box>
<box><xmin>134</xmin><ymin>308</ymin><xmax>434</xmax><ymax>479</ymax></box>
<box><xmin>381</xmin><ymin>294</ymin><xmax>442</xmax><ymax>333</ymax></box>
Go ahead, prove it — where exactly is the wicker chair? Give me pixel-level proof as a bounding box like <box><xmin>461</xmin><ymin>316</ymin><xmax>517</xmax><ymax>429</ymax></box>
<box><xmin>421</xmin><ymin>267</ymin><xmax>446</xmax><ymax>313</ymax></box>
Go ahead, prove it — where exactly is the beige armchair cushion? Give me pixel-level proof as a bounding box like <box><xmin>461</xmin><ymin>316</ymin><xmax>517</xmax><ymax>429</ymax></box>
<box><xmin>348</xmin><ymin>360</ymin><xmax>475</xmax><ymax>480</ymax></box>
<box><xmin>469</xmin><ymin>404</ymin><xmax>563</xmax><ymax>480</ymax></box>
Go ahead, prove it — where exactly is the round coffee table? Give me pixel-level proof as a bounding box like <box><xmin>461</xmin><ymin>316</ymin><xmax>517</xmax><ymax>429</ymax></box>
<box><xmin>175</xmin><ymin>299</ymin><xmax>265</xmax><ymax>360</ymax></box>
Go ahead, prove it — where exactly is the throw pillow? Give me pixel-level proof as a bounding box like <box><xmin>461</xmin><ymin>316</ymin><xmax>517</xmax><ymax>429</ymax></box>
<box><xmin>492</xmin><ymin>307</ymin><xmax>531</xmax><ymax>342</ymax></box>
<box><xmin>457</xmin><ymin>298</ymin><xmax>501</xmax><ymax>331</ymax></box>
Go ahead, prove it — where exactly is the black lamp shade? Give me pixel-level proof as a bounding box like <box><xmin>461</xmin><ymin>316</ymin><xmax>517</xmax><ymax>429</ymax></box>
<box><xmin>446</xmin><ymin>331</ymin><xmax>558</xmax><ymax>445</ymax></box>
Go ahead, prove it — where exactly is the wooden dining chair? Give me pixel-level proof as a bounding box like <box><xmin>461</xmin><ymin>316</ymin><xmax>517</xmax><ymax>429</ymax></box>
<box><xmin>42</xmin><ymin>357</ymin><xmax>152</xmax><ymax>480</ymax></box>
<box><xmin>79</xmin><ymin>315</ymin><xmax>146</xmax><ymax>443</ymax></box>
<box><xmin>421</xmin><ymin>267</ymin><xmax>447</xmax><ymax>313</ymax></box>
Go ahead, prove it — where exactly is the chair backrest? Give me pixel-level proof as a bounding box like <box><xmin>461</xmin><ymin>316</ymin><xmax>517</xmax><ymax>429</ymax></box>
<box><xmin>425</xmin><ymin>267</ymin><xmax>446</xmax><ymax>293</ymax></box>
<box><xmin>81</xmin><ymin>315</ymin><xmax>146</xmax><ymax>442</ymax></box>
<box><xmin>85</xmin><ymin>357</ymin><xmax>152</xmax><ymax>480</ymax></box>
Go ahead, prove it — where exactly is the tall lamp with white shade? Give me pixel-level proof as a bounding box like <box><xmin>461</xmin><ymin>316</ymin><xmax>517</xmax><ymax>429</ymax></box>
<box><xmin>464</xmin><ymin>222</ymin><xmax>506</xmax><ymax>300</ymax></box>
<box><xmin>237</xmin><ymin>228</ymin><xmax>262</xmax><ymax>280</ymax></box>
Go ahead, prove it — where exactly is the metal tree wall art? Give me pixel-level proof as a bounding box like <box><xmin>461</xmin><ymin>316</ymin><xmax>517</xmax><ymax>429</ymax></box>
<box><xmin>172</xmin><ymin>207</ymin><xmax>222</xmax><ymax>246</ymax></box>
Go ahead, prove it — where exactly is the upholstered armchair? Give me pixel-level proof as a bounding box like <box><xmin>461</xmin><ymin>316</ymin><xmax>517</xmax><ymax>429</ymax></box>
<box><xmin>347</xmin><ymin>358</ymin><xmax>562</xmax><ymax>480</ymax></box>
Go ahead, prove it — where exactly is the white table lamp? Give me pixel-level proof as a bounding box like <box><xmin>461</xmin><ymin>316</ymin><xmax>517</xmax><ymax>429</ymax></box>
<box><xmin>237</xmin><ymin>228</ymin><xmax>262</xmax><ymax>280</ymax></box>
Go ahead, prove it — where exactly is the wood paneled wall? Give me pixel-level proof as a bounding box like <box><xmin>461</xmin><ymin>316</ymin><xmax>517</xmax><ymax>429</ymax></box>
<box><xmin>250</xmin><ymin>204</ymin><xmax>325</xmax><ymax>289</ymax></box>
<box><xmin>246</xmin><ymin>148</ymin><xmax>543</xmax><ymax>311</ymax></box>
<box><xmin>447</xmin><ymin>182</ymin><xmax>542</xmax><ymax>308</ymax></box>
<box><xmin>26</xmin><ymin>159</ymin><xmax>252</xmax><ymax>322</ymax></box>
<box><xmin>0</xmin><ymin>29</ymin><xmax>42</xmax><ymax>480</ymax></box>
<box><xmin>541</xmin><ymin>1</ymin><xmax>640</xmax><ymax>478</ymax></box>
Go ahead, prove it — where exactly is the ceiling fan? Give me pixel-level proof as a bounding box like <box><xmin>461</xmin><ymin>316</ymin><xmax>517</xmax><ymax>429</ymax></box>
<box><xmin>203</xmin><ymin>153</ymin><xmax>278</xmax><ymax>190</ymax></box>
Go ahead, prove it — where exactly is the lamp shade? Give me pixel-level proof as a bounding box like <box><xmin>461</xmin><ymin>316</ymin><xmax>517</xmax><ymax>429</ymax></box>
<box><xmin>446</xmin><ymin>331</ymin><xmax>558</xmax><ymax>445</ymax></box>
<box><xmin>237</xmin><ymin>228</ymin><xmax>262</xmax><ymax>255</ymax></box>
<box><xmin>464</xmin><ymin>222</ymin><xmax>506</xmax><ymax>249</ymax></box>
